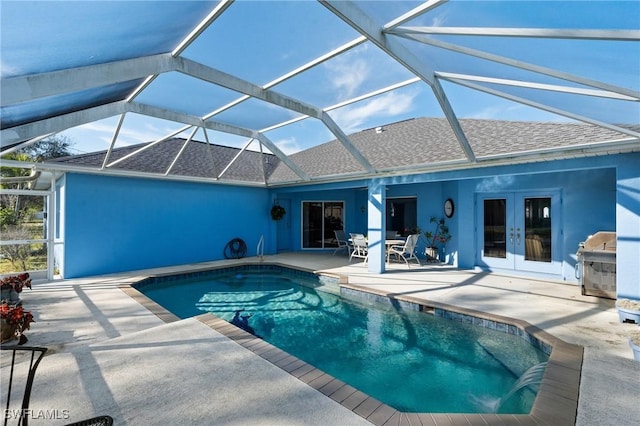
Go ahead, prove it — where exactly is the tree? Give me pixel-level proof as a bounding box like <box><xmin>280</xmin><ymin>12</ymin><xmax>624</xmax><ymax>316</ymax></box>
<box><xmin>0</xmin><ymin>152</ymin><xmax>32</xmax><ymax>179</ymax></box>
<box><xmin>16</xmin><ymin>135</ymin><xmax>74</xmax><ymax>161</ymax></box>
<box><xmin>1</xmin><ymin>135</ymin><xmax>74</xmax><ymax>221</ymax></box>
<box><xmin>0</xmin><ymin>227</ymin><xmax>31</xmax><ymax>271</ymax></box>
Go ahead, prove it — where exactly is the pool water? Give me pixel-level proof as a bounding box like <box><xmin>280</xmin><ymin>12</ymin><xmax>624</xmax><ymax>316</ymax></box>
<box><xmin>139</xmin><ymin>266</ymin><xmax>549</xmax><ymax>414</ymax></box>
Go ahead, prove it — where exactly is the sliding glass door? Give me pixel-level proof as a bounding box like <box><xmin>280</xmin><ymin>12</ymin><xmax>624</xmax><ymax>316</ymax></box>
<box><xmin>302</xmin><ymin>201</ymin><xmax>344</xmax><ymax>249</ymax></box>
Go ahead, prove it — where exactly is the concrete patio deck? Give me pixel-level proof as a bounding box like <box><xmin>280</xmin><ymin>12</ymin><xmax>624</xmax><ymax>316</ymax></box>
<box><xmin>2</xmin><ymin>253</ymin><xmax>638</xmax><ymax>425</ymax></box>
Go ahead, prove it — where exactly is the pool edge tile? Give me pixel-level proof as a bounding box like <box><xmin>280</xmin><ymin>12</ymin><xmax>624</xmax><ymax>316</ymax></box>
<box><xmin>122</xmin><ymin>265</ymin><xmax>583</xmax><ymax>426</ymax></box>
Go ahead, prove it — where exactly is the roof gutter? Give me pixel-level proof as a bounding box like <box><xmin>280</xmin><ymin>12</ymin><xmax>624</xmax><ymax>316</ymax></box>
<box><xmin>15</xmin><ymin>160</ymin><xmax>269</xmax><ymax>188</ymax></box>
<box><xmin>269</xmin><ymin>137</ymin><xmax>640</xmax><ymax>188</ymax></box>
<box><xmin>3</xmin><ymin>136</ymin><xmax>638</xmax><ymax>189</ymax></box>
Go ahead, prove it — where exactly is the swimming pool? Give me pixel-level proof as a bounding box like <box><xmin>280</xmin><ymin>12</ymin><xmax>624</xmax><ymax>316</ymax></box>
<box><xmin>137</xmin><ymin>265</ymin><xmax>549</xmax><ymax>414</ymax></box>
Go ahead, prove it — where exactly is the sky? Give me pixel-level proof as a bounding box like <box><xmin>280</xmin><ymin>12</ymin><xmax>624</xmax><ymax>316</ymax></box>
<box><xmin>2</xmin><ymin>1</ymin><xmax>638</xmax><ymax>156</ymax></box>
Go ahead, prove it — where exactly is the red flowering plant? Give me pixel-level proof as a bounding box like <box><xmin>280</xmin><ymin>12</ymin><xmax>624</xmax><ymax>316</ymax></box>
<box><xmin>1</xmin><ymin>272</ymin><xmax>32</xmax><ymax>293</ymax></box>
<box><xmin>403</xmin><ymin>224</ymin><xmax>421</xmax><ymax>236</ymax></box>
<box><xmin>1</xmin><ymin>302</ymin><xmax>34</xmax><ymax>344</ymax></box>
<box><xmin>1</xmin><ymin>273</ymin><xmax>34</xmax><ymax>344</ymax></box>
<box><xmin>424</xmin><ymin>216</ymin><xmax>452</xmax><ymax>248</ymax></box>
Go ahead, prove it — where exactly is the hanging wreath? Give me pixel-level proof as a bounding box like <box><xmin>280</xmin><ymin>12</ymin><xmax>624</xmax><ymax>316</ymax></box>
<box><xmin>270</xmin><ymin>204</ymin><xmax>286</xmax><ymax>221</ymax></box>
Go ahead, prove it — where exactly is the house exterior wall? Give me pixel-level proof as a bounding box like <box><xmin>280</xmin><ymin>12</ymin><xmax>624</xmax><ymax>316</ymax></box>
<box><xmin>457</xmin><ymin>167</ymin><xmax>616</xmax><ymax>279</ymax></box>
<box><xmin>273</xmin><ymin>152</ymin><xmax>637</xmax><ymax>289</ymax></box>
<box><xmin>59</xmin><ymin>152</ymin><xmax>639</xmax><ymax>301</ymax></box>
<box><xmin>62</xmin><ymin>173</ymin><xmax>271</xmax><ymax>278</ymax></box>
<box><xmin>276</xmin><ymin>187</ymin><xmax>362</xmax><ymax>251</ymax></box>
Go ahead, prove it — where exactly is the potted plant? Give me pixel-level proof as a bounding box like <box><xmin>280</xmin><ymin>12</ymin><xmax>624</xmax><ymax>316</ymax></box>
<box><xmin>270</xmin><ymin>204</ymin><xmax>286</xmax><ymax>221</ymax></box>
<box><xmin>1</xmin><ymin>302</ymin><xmax>34</xmax><ymax>344</ymax></box>
<box><xmin>629</xmin><ymin>330</ymin><xmax>640</xmax><ymax>361</ymax></box>
<box><xmin>616</xmin><ymin>298</ymin><xmax>640</xmax><ymax>324</ymax></box>
<box><xmin>424</xmin><ymin>216</ymin><xmax>451</xmax><ymax>261</ymax></box>
<box><xmin>403</xmin><ymin>225</ymin><xmax>421</xmax><ymax>237</ymax></box>
<box><xmin>1</xmin><ymin>272</ymin><xmax>31</xmax><ymax>305</ymax></box>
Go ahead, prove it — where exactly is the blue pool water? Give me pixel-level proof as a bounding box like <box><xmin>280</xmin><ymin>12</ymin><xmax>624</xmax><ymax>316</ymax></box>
<box><xmin>138</xmin><ymin>266</ymin><xmax>549</xmax><ymax>414</ymax></box>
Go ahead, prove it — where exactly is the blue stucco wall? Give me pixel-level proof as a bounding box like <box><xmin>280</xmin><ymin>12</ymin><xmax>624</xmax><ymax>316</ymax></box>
<box><xmin>274</xmin><ymin>157</ymin><xmax>623</xmax><ymax>284</ymax></box>
<box><xmin>458</xmin><ymin>167</ymin><xmax>617</xmax><ymax>279</ymax></box>
<box><xmin>61</xmin><ymin>152</ymin><xmax>639</xmax><ymax>301</ymax></box>
<box><xmin>63</xmin><ymin>173</ymin><xmax>271</xmax><ymax>278</ymax></box>
<box><xmin>276</xmin><ymin>187</ymin><xmax>361</xmax><ymax>250</ymax></box>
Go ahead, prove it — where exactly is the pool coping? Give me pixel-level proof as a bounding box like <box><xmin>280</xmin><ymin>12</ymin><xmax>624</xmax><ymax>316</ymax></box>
<box><xmin>119</xmin><ymin>263</ymin><xmax>583</xmax><ymax>426</ymax></box>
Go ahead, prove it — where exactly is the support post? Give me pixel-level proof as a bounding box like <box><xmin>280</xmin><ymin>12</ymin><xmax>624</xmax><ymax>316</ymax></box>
<box><xmin>367</xmin><ymin>179</ymin><xmax>386</xmax><ymax>273</ymax></box>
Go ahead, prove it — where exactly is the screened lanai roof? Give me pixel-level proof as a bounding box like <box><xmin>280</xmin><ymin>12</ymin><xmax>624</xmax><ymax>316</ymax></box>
<box><xmin>1</xmin><ymin>1</ymin><xmax>639</xmax><ymax>187</ymax></box>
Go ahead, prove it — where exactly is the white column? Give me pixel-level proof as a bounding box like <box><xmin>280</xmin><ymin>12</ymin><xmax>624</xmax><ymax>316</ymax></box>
<box><xmin>616</xmin><ymin>155</ymin><xmax>640</xmax><ymax>300</ymax></box>
<box><xmin>367</xmin><ymin>179</ymin><xmax>386</xmax><ymax>273</ymax></box>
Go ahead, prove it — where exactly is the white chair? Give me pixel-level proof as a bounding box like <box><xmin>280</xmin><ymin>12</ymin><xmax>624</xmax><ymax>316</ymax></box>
<box><xmin>388</xmin><ymin>233</ymin><xmax>421</xmax><ymax>267</ymax></box>
<box><xmin>349</xmin><ymin>233</ymin><xmax>368</xmax><ymax>264</ymax></box>
<box><xmin>386</xmin><ymin>230</ymin><xmax>399</xmax><ymax>239</ymax></box>
<box><xmin>333</xmin><ymin>230</ymin><xmax>351</xmax><ymax>256</ymax></box>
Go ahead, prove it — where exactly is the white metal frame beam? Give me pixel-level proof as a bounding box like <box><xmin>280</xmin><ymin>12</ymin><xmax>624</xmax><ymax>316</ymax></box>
<box><xmin>388</xmin><ymin>31</ymin><xmax>640</xmax><ymax>100</ymax></box>
<box><xmin>123</xmin><ymin>103</ymin><xmax>311</xmax><ymax>181</ymax></box>
<box><xmin>260</xmin><ymin>77</ymin><xmax>421</xmax><ymax>133</ymax></box>
<box><xmin>175</xmin><ymin>58</ymin><xmax>375</xmax><ymax>172</ymax></box>
<box><xmin>388</xmin><ymin>26</ymin><xmax>640</xmax><ymax>41</ymax></box>
<box><xmin>320</xmin><ymin>0</ymin><xmax>477</xmax><ymax>163</ymax></box>
<box><xmin>2</xmin><ymin>0</ymin><xmax>637</xmax><ymax>188</ymax></box>
<box><xmin>1</xmin><ymin>100</ymin><xmax>311</xmax><ymax>182</ymax></box>
<box><xmin>1</xmin><ymin>102</ymin><xmax>127</xmax><ymax>148</ymax></box>
<box><xmin>436</xmin><ymin>72</ymin><xmax>638</xmax><ymax>101</ymax></box>
<box><xmin>1</xmin><ymin>54</ymin><xmax>176</xmax><ymax>105</ymax></box>
<box><xmin>382</xmin><ymin>0</ymin><xmax>448</xmax><ymax>31</ymax></box>
<box><xmin>439</xmin><ymin>75</ymin><xmax>640</xmax><ymax>138</ymax></box>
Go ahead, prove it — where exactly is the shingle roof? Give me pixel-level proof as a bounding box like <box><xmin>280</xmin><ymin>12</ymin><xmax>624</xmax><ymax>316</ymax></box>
<box><xmin>50</xmin><ymin>139</ymin><xmax>279</xmax><ymax>184</ymax></box>
<box><xmin>267</xmin><ymin>118</ymin><xmax>634</xmax><ymax>182</ymax></box>
<box><xmin>50</xmin><ymin>117</ymin><xmax>635</xmax><ymax>185</ymax></box>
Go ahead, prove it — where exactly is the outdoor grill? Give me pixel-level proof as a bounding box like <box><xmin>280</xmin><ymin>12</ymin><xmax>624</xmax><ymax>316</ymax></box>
<box><xmin>576</xmin><ymin>231</ymin><xmax>617</xmax><ymax>299</ymax></box>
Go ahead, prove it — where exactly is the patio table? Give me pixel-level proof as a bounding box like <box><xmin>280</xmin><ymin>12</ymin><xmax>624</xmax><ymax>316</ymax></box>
<box><xmin>385</xmin><ymin>239</ymin><xmax>406</xmax><ymax>263</ymax></box>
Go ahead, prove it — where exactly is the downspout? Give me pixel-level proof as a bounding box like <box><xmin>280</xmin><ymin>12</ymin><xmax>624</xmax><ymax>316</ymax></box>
<box><xmin>0</xmin><ymin>169</ymin><xmax>41</xmax><ymax>185</ymax></box>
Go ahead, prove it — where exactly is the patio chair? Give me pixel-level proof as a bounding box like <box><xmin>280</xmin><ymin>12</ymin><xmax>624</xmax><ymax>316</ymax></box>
<box><xmin>65</xmin><ymin>416</ymin><xmax>114</xmax><ymax>426</ymax></box>
<box><xmin>386</xmin><ymin>230</ymin><xmax>400</xmax><ymax>239</ymax></box>
<box><xmin>333</xmin><ymin>230</ymin><xmax>351</xmax><ymax>256</ymax></box>
<box><xmin>525</xmin><ymin>234</ymin><xmax>545</xmax><ymax>261</ymax></box>
<box><xmin>1</xmin><ymin>345</ymin><xmax>47</xmax><ymax>426</ymax></box>
<box><xmin>349</xmin><ymin>234</ymin><xmax>368</xmax><ymax>264</ymax></box>
<box><xmin>388</xmin><ymin>233</ymin><xmax>421</xmax><ymax>267</ymax></box>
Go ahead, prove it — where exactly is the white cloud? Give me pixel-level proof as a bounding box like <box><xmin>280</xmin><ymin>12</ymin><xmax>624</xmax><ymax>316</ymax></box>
<box><xmin>117</xmin><ymin>117</ymin><xmax>182</xmax><ymax>146</ymax></box>
<box><xmin>331</xmin><ymin>90</ymin><xmax>417</xmax><ymax>133</ymax></box>
<box><xmin>323</xmin><ymin>45</ymin><xmax>371</xmax><ymax>99</ymax></box>
<box><xmin>468</xmin><ymin>105</ymin><xmax>512</xmax><ymax>120</ymax></box>
<box><xmin>468</xmin><ymin>102</ymin><xmax>567</xmax><ymax>122</ymax></box>
<box><xmin>62</xmin><ymin>115</ymin><xmax>187</xmax><ymax>154</ymax></box>
<box><xmin>0</xmin><ymin>64</ymin><xmax>21</xmax><ymax>78</ymax></box>
<box><xmin>432</xmin><ymin>16</ymin><xmax>446</xmax><ymax>27</ymax></box>
<box><xmin>273</xmin><ymin>136</ymin><xmax>301</xmax><ymax>155</ymax></box>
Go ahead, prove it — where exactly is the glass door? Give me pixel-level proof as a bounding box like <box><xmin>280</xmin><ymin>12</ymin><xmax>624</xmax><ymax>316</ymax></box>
<box><xmin>480</xmin><ymin>194</ymin><xmax>515</xmax><ymax>270</ymax></box>
<box><xmin>302</xmin><ymin>201</ymin><xmax>344</xmax><ymax>249</ymax></box>
<box><xmin>478</xmin><ymin>192</ymin><xmax>561</xmax><ymax>274</ymax></box>
<box><xmin>515</xmin><ymin>194</ymin><xmax>559</xmax><ymax>273</ymax></box>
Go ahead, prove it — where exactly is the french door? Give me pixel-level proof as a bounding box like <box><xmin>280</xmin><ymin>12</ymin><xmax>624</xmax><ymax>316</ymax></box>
<box><xmin>478</xmin><ymin>191</ymin><xmax>561</xmax><ymax>274</ymax></box>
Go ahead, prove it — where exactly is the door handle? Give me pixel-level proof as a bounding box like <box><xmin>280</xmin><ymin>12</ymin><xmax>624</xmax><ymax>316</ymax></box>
<box><xmin>516</xmin><ymin>228</ymin><xmax>521</xmax><ymax>245</ymax></box>
<box><xmin>509</xmin><ymin>228</ymin><xmax>514</xmax><ymax>245</ymax></box>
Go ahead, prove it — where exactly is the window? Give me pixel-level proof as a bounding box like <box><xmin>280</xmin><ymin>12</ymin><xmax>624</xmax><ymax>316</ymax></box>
<box><xmin>386</xmin><ymin>197</ymin><xmax>417</xmax><ymax>236</ymax></box>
